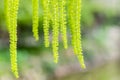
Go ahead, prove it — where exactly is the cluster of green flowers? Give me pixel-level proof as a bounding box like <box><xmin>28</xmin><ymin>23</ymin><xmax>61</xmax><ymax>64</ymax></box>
<box><xmin>4</xmin><ymin>0</ymin><xmax>85</xmax><ymax>78</ymax></box>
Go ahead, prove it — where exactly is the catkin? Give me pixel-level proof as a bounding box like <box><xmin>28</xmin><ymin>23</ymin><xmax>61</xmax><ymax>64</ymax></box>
<box><xmin>68</xmin><ymin>0</ymin><xmax>78</xmax><ymax>54</ymax></box>
<box><xmin>43</xmin><ymin>0</ymin><xmax>50</xmax><ymax>47</ymax></box>
<box><xmin>32</xmin><ymin>0</ymin><xmax>39</xmax><ymax>41</ymax></box>
<box><xmin>9</xmin><ymin>0</ymin><xmax>19</xmax><ymax>78</ymax></box>
<box><xmin>75</xmin><ymin>0</ymin><xmax>86</xmax><ymax>68</ymax></box>
<box><xmin>68</xmin><ymin>0</ymin><xmax>85</xmax><ymax>68</ymax></box>
<box><xmin>59</xmin><ymin>0</ymin><xmax>68</xmax><ymax>49</ymax></box>
<box><xmin>51</xmin><ymin>0</ymin><xmax>59</xmax><ymax>63</ymax></box>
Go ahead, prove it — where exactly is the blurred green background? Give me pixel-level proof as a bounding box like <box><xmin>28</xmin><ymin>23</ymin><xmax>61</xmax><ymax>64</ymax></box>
<box><xmin>0</xmin><ymin>0</ymin><xmax>120</xmax><ymax>80</ymax></box>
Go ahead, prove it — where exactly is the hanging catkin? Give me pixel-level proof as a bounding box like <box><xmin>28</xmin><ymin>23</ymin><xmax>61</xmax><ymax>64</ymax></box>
<box><xmin>68</xmin><ymin>0</ymin><xmax>78</xmax><ymax>54</ymax></box>
<box><xmin>51</xmin><ymin>0</ymin><xmax>59</xmax><ymax>63</ymax></box>
<box><xmin>32</xmin><ymin>0</ymin><xmax>39</xmax><ymax>41</ymax></box>
<box><xmin>59</xmin><ymin>0</ymin><xmax>68</xmax><ymax>49</ymax></box>
<box><xmin>75</xmin><ymin>0</ymin><xmax>85</xmax><ymax>68</ymax></box>
<box><xmin>43</xmin><ymin>0</ymin><xmax>50</xmax><ymax>47</ymax></box>
<box><xmin>9</xmin><ymin>0</ymin><xmax>19</xmax><ymax>78</ymax></box>
<box><xmin>68</xmin><ymin>0</ymin><xmax>85</xmax><ymax>68</ymax></box>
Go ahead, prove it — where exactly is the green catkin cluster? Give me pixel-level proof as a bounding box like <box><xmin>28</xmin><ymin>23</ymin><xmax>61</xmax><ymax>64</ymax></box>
<box><xmin>68</xmin><ymin>0</ymin><xmax>85</xmax><ymax>68</ymax></box>
<box><xmin>43</xmin><ymin>0</ymin><xmax>50</xmax><ymax>47</ymax></box>
<box><xmin>4</xmin><ymin>0</ymin><xmax>19</xmax><ymax>78</ymax></box>
<box><xmin>3</xmin><ymin>0</ymin><xmax>86</xmax><ymax>78</ymax></box>
<box><xmin>59</xmin><ymin>0</ymin><xmax>68</xmax><ymax>49</ymax></box>
<box><xmin>51</xmin><ymin>0</ymin><xmax>59</xmax><ymax>63</ymax></box>
<box><xmin>32</xmin><ymin>0</ymin><xmax>39</xmax><ymax>41</ymax></box>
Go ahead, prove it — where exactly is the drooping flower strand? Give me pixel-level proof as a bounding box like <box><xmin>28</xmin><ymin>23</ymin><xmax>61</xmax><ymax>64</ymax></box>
<box><xmin>51</xmin><ymin>0</ymin><xmax>59</xmax><ymax>63</ymax></box>
<box><xmin>68</xmin><ymin>0</ymin><xmax>78</xmax><ymax>54</ymax></box>
<box><xmin>32</xmin><ymin>0</ymin><xmax>39</xmax><ymax>41</ymax></box>
<box><xmin>75</xmin><ymin>0</ymin><xmax>86</xmax><ymax>68</ymax></box>
<box><xmin>68</xmin><ymin>0</ymin><xmax>85</xmax><ymax>68</ymax></box>
<box><xmin>43</xmin><ymin>0</ymin><xmax>50</xmax><ymax>47</ymax></box>
<box><xmin>9</xmin><ymin>0</ymin><xmax>19</xmax><ymax>78</ymax></box>
<box><xmin>59</xmin><ymin>0</ymin><xmax>68</xmax><ymax>49</ymax></box>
